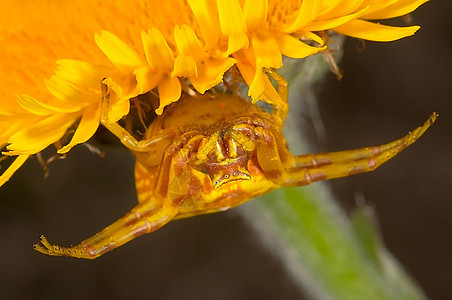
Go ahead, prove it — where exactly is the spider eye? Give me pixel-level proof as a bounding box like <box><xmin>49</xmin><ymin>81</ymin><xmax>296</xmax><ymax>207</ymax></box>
<box><xmin>224</xmin><ymin>174</ymin><xmax>229</xmax><ymax>179</ymax></box>
<box><xmin>233</xmin><ymin>172</ymin><xmax>238</xmax><ymax>176</ymax></box>
<box><xmin>215</xmin><ymin>180</ymin><xmax>220</xmax><ymax>185</ymax></box>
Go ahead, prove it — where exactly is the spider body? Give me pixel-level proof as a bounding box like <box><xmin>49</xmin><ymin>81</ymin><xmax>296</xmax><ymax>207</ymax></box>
<box><xmin>134</xmin><ymin>94</ymin><xmax>282</xmax><ymax>219</ymax></box>
<box><xmin>34</xmin><ymin>72</ymin><xmax>436</xmax><ymax>259</ymax></box>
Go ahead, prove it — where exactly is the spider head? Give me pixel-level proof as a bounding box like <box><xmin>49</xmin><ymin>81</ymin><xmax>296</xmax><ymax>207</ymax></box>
<box><xmin>194</xmin><ymin>129</ymin><xmax>254</xmax><ymax>189</ymax></box>
<box><xmin>206</xmin><ymin>155</ymin><xmax>252</xmax><ymax>189</ymax></box>
<box><xmin>210</xmin><ymin>161</ymin><xmax>252</xmax><ymax>189</ymax></box>
<box><xmin>195</xmin><ymin>140</ymin><xmax>252</xmax><ymax>189</ymax></box>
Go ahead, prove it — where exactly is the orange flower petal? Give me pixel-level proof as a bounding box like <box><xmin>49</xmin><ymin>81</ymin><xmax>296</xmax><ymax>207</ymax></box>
<box><xmin>364</xmin><ymin>0</ymin><xmax>429</xmax><ymax>20</ymax></box>
<box><xmin>45</xmin><ymin>75</ymin><xmax>98</xmax><ymax>106</ymax></box>
<box><xmin>334</xmin><ymin>19</ymin><xmax>420</xmax><ymax>42</ymax></box>
<box><xmin>174</xmin><ymin>25</ymin><xmax>208</xmax><ymax>61</ymax></box>
<box><xmin>0</xmin><ymin>114</ymin><xmax>41</xmax><ymax>145</ymax></box>
<box><xmin>243</xmin><ymin>0</ymin><xmax>268</xmax><ymax>30</ymax></box>
<box><xmin>58</xmin><ymin>103</ymin><xmax>101</xmax><ymax>154</ymax></box>
<box><xmin>0</xmin><ymin>155</ymin><xmax>29</xmax><ymax>187</ymax></box>
<box><xmin>190</xmin><ymin>57</ymin><xmax>236</xmax><ymax>93</ymax></box>
<box><xmin>94</xmin><ymin>31</ymin><xmax>143</xmax><ymax>74</ymax></box>
<box><xmin>173</xmin><ymin>55</ymin><xmax>198</xmax><ymax>78</ymax></box>
<box><xmin>16</xmin><ymin>94</ymin><xmax>80</xmax><ymax>116</ymax></box>
<box><xmin>252</xmin><ymin>32</ymin><xmax>283</xmax><ymax>69</ymax></box>
<box><xmin>7</xmin><ymin>113</ymin><xmax>78</xmax><ymax>155</ymax></box>
<box><xmin>156</xmin><ymin>77</ymin><xmax>181</xmax><ymax>115</ymax></box>
<box><xmin>226</xmin><ymin>33</ymin><xmax>249</xmax><ymax>56</ymax></box>
<box><xmin>217</xmin><ymin>0</ymin><xmax>247</xmax><ymax>36</ymax></box>
<box><xmin>141</xmin><ymin>28</ymin><xmax>175</xmax><ymax>70</ymax></box>
<box><xmin>187</xmin><ymin>0</ymin><xmax>221</xmax><ymax>51</ymax></box>
<box><xmin>306</xmin><ymin>7</ymin><xmax>368</xmax><ymax>31</ymax></box>
<box><xmin>317</xmin><ymin>0</ymin><xmax>364</xmax><ymax>20</ymax></box>
<box><xmin>134</xmin><ymin>66</ymin><xmax>163</xmax><ymax>94</ymax></box>
<box><xmin>274</xmin><ymin>32</ymin><xmax>326</xmax><ymax>59</ymax></box>
<box><xmin>54</xmin><ymin>59</ymin><xmax>113</xmax><ymax>90</ymax></box>
<box><xmin>280</xmin><ymin>0</ymin><xmax>319</xmax><ymax>33</ymax></box>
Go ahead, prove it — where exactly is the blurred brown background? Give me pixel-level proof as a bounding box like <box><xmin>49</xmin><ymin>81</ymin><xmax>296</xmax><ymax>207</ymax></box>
<box><xmin>0</xmin><ymin>1</ymin><xmax>451</xmax><ymax>299</ymax></box>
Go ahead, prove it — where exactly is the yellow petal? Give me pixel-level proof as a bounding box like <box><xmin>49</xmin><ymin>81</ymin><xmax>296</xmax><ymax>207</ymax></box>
<box><xmin>226</xmin><ymin>33</ymin><xmax>249</xmax><ymax>56</ymax></box>
<box><xmin>0</xmin><ymin>114</ymin><xmax>41</xmax><ymax>144</ymax></box>
<box><xmin>234</xmin><ymin>50</ymin><xmax>281</xmax><ymax>107</ymax></box>
<box><xmin>58</xmin><ymin>103</ymin><xmax>101</xmax><ymax>154</ymax></box>
<box><xmin>190</xmin><ymin>57</ymin><xmax>236</xmax><ymax>93</ymax></box>
<box><xmin>108</xmin><ymin>98</ymin><xmax>131</xmax><ymax>124</ymax></box>
<box><xmin>94</xmin><ymin>31</ymin><xmax>143</xmax><ymax>74</ymax></box>
<box><xmin>134</xmin><ymin>66</ymin><xmax>162</xmax><ymax>94</ymax></box>
<box><xmin>234</xmin><ymin>49</ymin><xmax>256</xmax><ymax>87</ymax></box>
<box><xmin>156</xmin><ymin>77</ymin><xmax>181</xmax><ymax>115</ymax></box>
<box><xmin>173</xmin><ymin>55</ymin><xmax>198</xmax><ymax>78</ymax></box>
<box><xmin>174</xmin><ymin>25</ymin><xmax>208</xmax><ymax>61</ymax></box>
<box><xmin>45</xmin><ymin>75</ymin><xmax>98</xmax><ymax>106</ymax></box>
<box><xmin>246</xmin><ymin>66</ymin><xmax>281</xmax><ymax>108</ymax></box>
<box><xmin>281</xmin><ymin>0</ymin><xmax>319</xmax><ymax>33</ymax></box>
<box><xmin>299</xmin><ymin>31</ymin><xmax>325</xmax><ymax>46</ymax></box>
<box><xmin>318</xmin><ymin>0</ymin><xmax>364</xmax><ymax>20</ymax></box>
<box><xmin>55</xmin><ymin>59</ymin><xmax>112</xmax><ymax>90</ymax></box>
<box><xmin>101</xmin><ymin>76</ymin><xmax>139</xmax><ymax>106</ymax></box>
<box><xmin>188</xmin><ymin>0</ymin><xmax>221</xmax><ymax>51</ymax></box>
<box><xmin>274</xmin><ymin>32</ymin><xmax>326</xmax><ymax>59</ymax></box>
<box><xmin>306</xmin><ymin>7</ymin><xmax>368</xmax><ymax>31</ymax></box>
<box><xmin>243</xmin><ymin>0</ymin><xmax>267</xmax><ymax>30</ymax></box>
<box><xmin>234</xmin><ymin>48</ymin><xmax>264</xmax><ymax>102</ymax></box>
<box><xmin>248</xmin><ymin>68</ymin><xmax>265</xmax><ymax>102</ymax></box>
<box><xmin>0</xmin><ymin>155</ymin><xmax>29</xmax><ymax>187</ymax></box>
<box><xmin>16</xmin><ymin>94</ymin><xmax>80</xmax><ymax>116</ymax></box>
<box><xmin>7</xmin><ymin>113</ymin><xmax>78</xmax><ymax>155</ymax></box>
<box><xmin>217</xmin><ymin>0</ymin><xmax>247</xmax><ymax>36</ymax></box>
<box><xmin>141</xmin><ymin>28</ymin><xmax>175</xmax><ymax>70</ymax></box>
<box><xmin>251</xmin><ymin>33</ymin><xmax>283</xmax><ymax>69</ymax></box>
<box><xmin>364</xmin><ymin>0</ymin><xmax>429</xmax><ymax>20</ymax></box>
<box><xmin>334</xmin><ymin>19</ymin><xmax>420</xmax><ymax>42</ymax></box>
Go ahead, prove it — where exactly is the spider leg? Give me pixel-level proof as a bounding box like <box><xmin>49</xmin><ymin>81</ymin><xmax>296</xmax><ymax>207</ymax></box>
<box><xmin>232</xmin><ymin>122</ymin><xmax>292</xmax><ymax>185</ymax></box>
<box><xmin>263</xmin><ymin>69</ymin><xmax>289</xmax><ymax>126</ymax></box>
<box><xmin>34</xmin><ymin>141</ymin><xmax>193</xmax><ymax>259</ymax></box>
<box><xmin>100</xmin><ymin>81</ymin><xmax>179</xmax><ymax>154</ymax></box>
<box><xmin>33</xmin><ymin>200</ymin><xmax>164</xmax><ymax>259</ymax></box>
<box><xmin>282</xmin><ymin>113</ymin><xmax>437</xmax><ymax>186</ymax></box>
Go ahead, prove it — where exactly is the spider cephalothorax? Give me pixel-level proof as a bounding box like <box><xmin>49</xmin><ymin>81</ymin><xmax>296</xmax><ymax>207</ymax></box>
<box><xmin>34</xmin><ymin>72</ymin><xmax>436</xmax><ymax>259</ymax></box>
<box><xmin>193</xmin><ymin>131</ymin><xmax>252</xmax><ymax>189</ymax></box>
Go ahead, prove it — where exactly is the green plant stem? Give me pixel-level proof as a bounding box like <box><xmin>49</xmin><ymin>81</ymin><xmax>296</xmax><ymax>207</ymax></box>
<box><xmin>238</xmin><ymin>43</ymin><xmax>426</xmax><ymax>299</ymax></box>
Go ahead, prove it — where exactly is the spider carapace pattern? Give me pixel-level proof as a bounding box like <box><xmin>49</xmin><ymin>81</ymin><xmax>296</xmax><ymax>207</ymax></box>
<box><xmin>34</xmin><ymin>71</ymin><xmax>436</xmax><ymax>259</ymax></box>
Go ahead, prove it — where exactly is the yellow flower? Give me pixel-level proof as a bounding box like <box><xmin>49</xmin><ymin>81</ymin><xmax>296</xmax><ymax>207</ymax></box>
<box><xmin>0</xmin><ymin>0</ymin><xmax>428</xmax><ymax>186</ymax></box>
<box><xmin>332</xmin><ymin>0</ymin><xmax>429</xmax><ymax>41</ymax></box>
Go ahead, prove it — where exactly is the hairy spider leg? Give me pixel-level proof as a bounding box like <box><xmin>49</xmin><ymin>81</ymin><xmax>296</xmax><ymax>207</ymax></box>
<box><xmin>283</xmin><ymin>113</ymin><xmax>437</xmax><ymax>186</ymax></box>
<box><xmin>77</xmin><ymin>136</ymin><xmax>194</xmax><ymax>249</ymax></box>
<box><xmin>33</xmin><ymin>198</ymin><xmax>157</xmax><ymax>259</ymax></box>
<box><xmin>230</xmin><ymin>113</ymin><xmax>436</xmax><ymax>186</ymax></box>
<box><xmin>100</xmin><ymin>81</ymin><xmax>179</xmax><ymax>153</ymax></box>
<box><xmin>33</xmin><ymin>136</ymin><xmax>195</xmax><ymax>259</ymax></box>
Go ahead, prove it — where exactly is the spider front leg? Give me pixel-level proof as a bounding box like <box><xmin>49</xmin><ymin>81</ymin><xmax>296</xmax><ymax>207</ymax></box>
<box><xmin>33</xmin><ymin>199</ymin><xmax>160</xmax><ymax>259</ymax></box>
<box><xmin>264</xmin><ymin>69</ymin><xmax>289</xmax><ymax>126</ymax></box>
<box><xmin>283</xmin><ymin>113</ymin><xmax>437</xmax><ymax>186</ymax></box>
<box><xmin>100</xmin><ymin>81</ymin><xmax>179</xmax><ymax>154</ymax></box>
<box><xmin>34</xmin><ymin>141</ymin><xmax>193</xmax><ymax>259</ymax></box>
